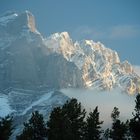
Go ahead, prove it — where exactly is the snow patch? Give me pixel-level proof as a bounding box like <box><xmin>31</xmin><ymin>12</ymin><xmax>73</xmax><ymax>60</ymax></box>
<box><xmin>21</xmin><ymin>91</ymin><xmax>53</xmax><ymax>115</ymax></box>
<box><xmin>0</xmin><ymin>13</ymin><xmax>18</xmax><ymax>26</ymax></box>
<box><xmin>0</xmin><ymin>95</ymin><xmax>13</xmax><ymax>117</ymax></box>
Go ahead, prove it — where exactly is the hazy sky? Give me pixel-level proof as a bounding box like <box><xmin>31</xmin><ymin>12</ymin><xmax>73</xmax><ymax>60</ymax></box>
<box><xmin>0</xmin><ymin>0</ymin><xmax>140</xmax><ymax>65</ymax></box>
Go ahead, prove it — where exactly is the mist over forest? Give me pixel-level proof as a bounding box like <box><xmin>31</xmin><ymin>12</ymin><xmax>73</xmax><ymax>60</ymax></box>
<box><xmin>62</xmin><ymin>88</ymin><xmax>135</xmax><ymax>128</ymax></box>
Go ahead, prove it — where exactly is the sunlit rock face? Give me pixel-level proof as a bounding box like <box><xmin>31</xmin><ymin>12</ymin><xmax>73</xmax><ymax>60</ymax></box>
<box><xmin>0</xmin><ymin>11</ymin><xmax>139</xmax><ymax>94</ymax></box>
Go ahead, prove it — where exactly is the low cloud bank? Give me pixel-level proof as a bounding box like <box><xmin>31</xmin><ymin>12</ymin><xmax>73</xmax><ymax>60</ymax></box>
<box><xmin>61</xmin><ymin>88</ymin><xmax>135</xmax><ymax>128</ymax></box>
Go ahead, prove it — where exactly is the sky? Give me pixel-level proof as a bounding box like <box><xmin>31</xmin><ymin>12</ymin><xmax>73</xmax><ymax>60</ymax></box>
<box><xmin>0</xmin><ymin>0</ymin><xmax>140</xmax><ymax>65</ymax></box>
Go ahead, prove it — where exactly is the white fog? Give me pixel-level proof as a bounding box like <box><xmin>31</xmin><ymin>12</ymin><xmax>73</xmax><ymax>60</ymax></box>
<box><xmin>61</xmin><ymin>88</ymin><xmax>135</xmax><ymax>128</ymax></box>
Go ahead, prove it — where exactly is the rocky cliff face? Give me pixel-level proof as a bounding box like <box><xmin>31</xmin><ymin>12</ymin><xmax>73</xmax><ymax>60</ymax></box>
<box><xmin>0</xmin><ymin>11</ymin><xmax>139</xmax><ymax>94</ymax></box>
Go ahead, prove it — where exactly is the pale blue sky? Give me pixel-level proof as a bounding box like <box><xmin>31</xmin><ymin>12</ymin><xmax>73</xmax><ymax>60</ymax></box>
<box><xmin>0</xmin><ymin>0</ymin><xmax>140</xmax><ymax>65</ymax></box>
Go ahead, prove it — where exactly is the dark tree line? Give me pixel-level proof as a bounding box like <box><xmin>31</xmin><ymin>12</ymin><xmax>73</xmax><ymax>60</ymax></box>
<box><xmin>1</xmin><ymin>94</ymin><xmax>140</xmax><ymax>140</ymax></box>
<box><xmin>16</xmin><ymin>111</ymin><xmax>47</xmax><ymax>140</ymax></box>
<box><xmin>110</xmin><ymin>107</ymin><xmax>128</xmax><ymax>140</ymax></box>
<box><xmin>129</xmin><ymin>94</ymin><xmax>140</xmax><ymax>139</ymax></box>
<box><xmin>47</xmin><ymin>98</ymin><xmax>86</xmax><ymax>140</ymax></box>
<box><xmin>0</xmin><ymin>115</ymin><xmax>13</xmax><ymax>140</ymax></box>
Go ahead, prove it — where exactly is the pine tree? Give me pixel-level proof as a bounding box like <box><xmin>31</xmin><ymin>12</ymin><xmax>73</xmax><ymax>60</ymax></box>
<box><xmin>47</xmin><ymin>106</ymin><xmax>72</xmax><ymax>140</ymax></box>
<box><xmin>62</xmin><ymin>98</ymin><xmax>86</xmax><ymax>140</ymax></box>
<box><xmin>16</xmin><ymin>111</ymin><xmax>47</xmax><ymax>140</ymax></box>
<box><xmin>110</xmin><ymin>107</ymin><xmax>127</xmax><ymax>140</ymax></box>
<box><xmin>85</xmin><ymin>106</ymin><xmax>103</xmax><ymax>140</ymax></box>
<box><xmin>103</xmin><ymin>128</ymin><xmax>110</xmax><ymax>140</ymax></box>
<box><xmin>111</xmin><ymin>107</ymin><xmax>120</xmax><ymax>122</ymax></box>
<box><xmin>47</xmin><ymin>98</ymin><xmax>86</xmax><ymax>140</ymax></box>
<box><xmin>125</xmin><ymin>120</ymin><xmax>131</xmax><ymax>140</ymax></box>
<box><xmin>0</xmin><ymin>115</ymin><xmax>13</xmax><ymax>140</ymax></box>
<box><xmin>129</xmin><ymin>94</ymin><xmax>140</xmax><ymax>140</ymax></box>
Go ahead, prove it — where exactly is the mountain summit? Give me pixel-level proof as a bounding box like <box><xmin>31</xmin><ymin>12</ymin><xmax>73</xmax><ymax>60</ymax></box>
<box><xmin>0</xmin><ymin>10</ymin><xmax>38</xmax><ymax>33</ymax></box>
<box><xmin>0</xmin><ymin>11</ymin><xmax>140</xmax><ymax>94</ymax></box>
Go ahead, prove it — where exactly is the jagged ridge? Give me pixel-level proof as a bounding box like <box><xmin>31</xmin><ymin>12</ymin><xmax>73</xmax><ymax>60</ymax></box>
<box><xmin>0</xmin><ymin>11</ymin><xmax>140</xmax><ymax>94</ymax></box>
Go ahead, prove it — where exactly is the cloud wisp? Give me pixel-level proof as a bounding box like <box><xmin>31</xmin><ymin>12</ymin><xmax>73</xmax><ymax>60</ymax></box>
<box><xmin>71</xmin><ymin>25</ymin><xmax>140</xmax><ymax>41</ymax></box>
<box><xmin>109</xmin><ymin>25</ymin><xmax>140</xmax><ymax>39</ymax></box>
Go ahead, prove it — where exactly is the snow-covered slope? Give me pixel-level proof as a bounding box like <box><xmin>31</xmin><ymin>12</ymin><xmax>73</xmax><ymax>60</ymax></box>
<box><xmin>0</xmin><ymin>94</ymin><xmax>14</xmax><ymax>117</ymax></box>
<box><xmin>0</xmin><ymin>89</ymin><xmax>69</xmax><ymax>139</ymax></box>
<box><xmin>0</xmin><ymin>11</ymin><xmax>139</xmax><ymax>94</ymax></box>
<box><xmin>44</xmin><ymin>31</ymin><xmax>140</xmax><ymax>94</ymax></box>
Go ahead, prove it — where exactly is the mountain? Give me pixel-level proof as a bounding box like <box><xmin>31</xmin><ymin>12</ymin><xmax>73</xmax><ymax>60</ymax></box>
<box><xmin>0</xmin><ymin>11</ymin><xmax>139</xmax><ymax>94</ymax></box>
<box><xmin>0</xmin><ymin>88</ymin><xmax>68</xmax><ymax>139</ymax></box>
<box><xmin>0</xmin><ymin>10</ymin><xmax>140</xmax><ymax>139</ymax></box>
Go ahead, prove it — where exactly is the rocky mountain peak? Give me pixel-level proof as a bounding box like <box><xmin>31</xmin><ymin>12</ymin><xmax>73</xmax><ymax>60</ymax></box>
<box><xmin>0</xmin><ymin>10</ymin><xmax>139</xmax><ymax>94</ymax></box>
<box><xmin>24</xmin><ymin>10</ymin><xmax>36</xmax><ymax>32</ymax></box>
<box><xmin>0</xmin><ymin>10</ymin><xmax>38</xmax><ymax>35</ymax></box>
<box><xmin>48</xmin><ymin>32</ymin><xmax>71</xmax><ymax>42</ymax></box>
<box><xmin>45</xmin><ymin>32</ymin><xmax>75</xmax><ymax>60</ymax></box>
